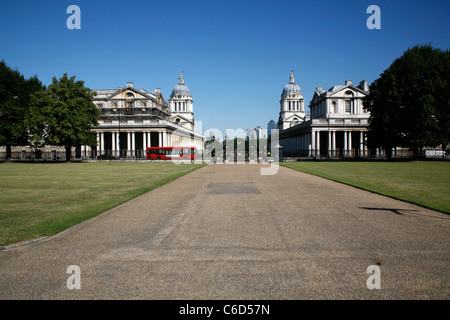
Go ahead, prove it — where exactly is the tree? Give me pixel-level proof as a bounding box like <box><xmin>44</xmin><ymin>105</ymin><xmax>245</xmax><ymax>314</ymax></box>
<box><xmin>0</xmin><ymin>61</ymin><xmax>44</xmax><ymax>159</ymax></box>
<box><xmin>364</xmin><ymin>44</ymin><xmax>450</xmax><ymax>158</ymax></box>
<box><xmin>28</xmin><ymin>73</ymin><xmax>99</xmax><ymax>161</ymax></box>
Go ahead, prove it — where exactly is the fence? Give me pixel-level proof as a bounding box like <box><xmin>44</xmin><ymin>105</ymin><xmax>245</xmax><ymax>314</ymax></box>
<box><xmin>281</xmin><ymin>148</ymin><xmax>448</xmax><ymax>160</ymax></box>
<box><xmin>0</xmin><ymin>148</ymin><xmax>448</xmax><ymax>162</ymax></box>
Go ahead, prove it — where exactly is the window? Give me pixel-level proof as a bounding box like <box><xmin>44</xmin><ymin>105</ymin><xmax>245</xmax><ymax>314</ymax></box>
<box><xmin>331</xmin><ymin>101</ymin><xmax>337</xmax><ymax>113</ymax></box>
<box><xmin>345</xmin><ymin>100</ymin><xmax>351</xmax><ymax>113</ymax></box>
<box><xmin>126</xmin><ymin>92</ymin><xmax>134</xmax><ymax>98</ymax></box>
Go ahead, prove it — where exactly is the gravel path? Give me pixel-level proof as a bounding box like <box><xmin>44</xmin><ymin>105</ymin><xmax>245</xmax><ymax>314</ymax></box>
<box><xmin>0</xmin><ymin>163</ymin><xmax>448</xmax><ymax>299</ymax></box>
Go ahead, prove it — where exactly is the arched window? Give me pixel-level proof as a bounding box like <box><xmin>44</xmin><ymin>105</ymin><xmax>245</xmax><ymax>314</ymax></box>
<box><xmin>126</xmin><ymin>92</ymin><xmax>134</xmax><ymax>98</ymax></box>
<box><xmin>331</xmin><ymin>101</ymin><xmax>337</xmax><ymax>113</ymax></box>
<box><xmin>345</xmin><ymin>91</ymin><xmax>354</xmax><ymax>114</ymax></box>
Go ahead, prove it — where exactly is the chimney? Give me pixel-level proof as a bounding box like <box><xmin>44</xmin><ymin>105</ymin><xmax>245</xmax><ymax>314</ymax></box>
<box><xmin>345</xmin><ymin>80</ymin><xmax>352</xmax><ymax>86</ymax></box>
<box><xmin>316</xmin><ymin>86</ymin><xmax>323</xmax><ymax>93</ymax></box>
<box><xmin>359</xmin><ymin>80</ymin><xmax>368</xmax><ymax>91</ymax></box>
<box><xmin>155</xmin><ymin>88</ymin><xmax>161</xmax><ymax>94</ymax></box>
<box><xmin>126</xmin><ymin>82</ymin><xmax>133</xmax><ymax>87</ymax></box>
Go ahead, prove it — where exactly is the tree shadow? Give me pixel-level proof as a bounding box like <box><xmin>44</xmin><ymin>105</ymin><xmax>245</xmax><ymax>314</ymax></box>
<box><xmin>359</xmin><ymin>207</ymin><xmax>450</xmax><ymax>220</ymax></box>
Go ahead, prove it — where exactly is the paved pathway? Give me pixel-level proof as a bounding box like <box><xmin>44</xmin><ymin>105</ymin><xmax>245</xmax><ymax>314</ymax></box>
<box><xmin>0</xmin><ymin>163</ymin><xmax>448</xmax><ymax>299</ymax></box>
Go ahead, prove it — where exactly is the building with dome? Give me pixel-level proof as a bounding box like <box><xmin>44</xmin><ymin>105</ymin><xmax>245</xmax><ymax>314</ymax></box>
<box><xmin>272</xmin><ymin>71</ymin><xmax>371</xmax><ymax>158</ymax></box>
<box><xmin>278</xmin><ymin>71</ymin><xmax>307</xmax><ymax>130</ymax></box>
<box><xmin>88</xmin><ymin>72</ymin><xmax>204</xmax><ymax>159</ymax></box>
<box><xmin>169</xmin><ymin>71</ymin><xmax>195</xmax><ymax>131</ymax></box>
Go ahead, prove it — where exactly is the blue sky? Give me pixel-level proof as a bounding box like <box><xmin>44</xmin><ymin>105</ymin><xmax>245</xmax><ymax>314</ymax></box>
<box><xmin>1</xmin><ymin>0</ymin><xmax>449</xmax><ymax>136</ymax></box>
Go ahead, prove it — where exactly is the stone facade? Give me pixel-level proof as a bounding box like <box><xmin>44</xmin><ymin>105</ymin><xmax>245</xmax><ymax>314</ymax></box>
<box><xmin>90</xmin><ymin>73</ymin><xmax>203</xmax><ymax>159</ymax></box>
<box><xmin>274</xmin><ymin>73</ymin><xmax>371</xmax><ymax>158</ymax></box>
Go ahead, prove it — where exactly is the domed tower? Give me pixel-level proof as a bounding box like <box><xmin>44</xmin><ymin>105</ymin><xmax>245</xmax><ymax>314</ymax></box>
<box><xmin>169</xmin><ymin>71</ymin><xmax>194</xmax><ymax>130</ymax></box>
<box><xmin>278</xmin><ymin>70</ymin><xmax>305</xmax><ymax>130</ymax></box>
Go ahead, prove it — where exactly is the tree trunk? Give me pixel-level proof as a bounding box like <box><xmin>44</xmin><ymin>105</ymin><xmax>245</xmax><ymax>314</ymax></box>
<box><xmin>412</xmin><ymin>146</ymin><xmax>419</xmax><ymax>160</ymax></box>
<box><xmin>385</xmin><ymin>144</ymin><xmax>393</xmax><ymax>160</ymax></box>
<box><xmin>65</xmin><ymin>145</ymin><xmax>72</xmax><ymax>162</ymax></box>
<box><xmin>5</xmin><ymin>144</ymin><xmax>12</xmax><ymax>160</ymax></box>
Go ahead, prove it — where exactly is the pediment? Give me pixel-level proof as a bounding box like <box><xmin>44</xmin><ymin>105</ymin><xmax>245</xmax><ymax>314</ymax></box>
<box><xmin>108</xmin><ymin>87</ymin><xmax>155</xmax><ymax>100</ymax></box>
<box><xmin>171</xmin><ymin>115</ymin><xmax>194</xmax><ymax>124</ymax></box>
<box><xmin>284</xmin><ymin>114</ymin><xmax>304</xmax><ymax>122</ymax></box>
<box><xmin>327</xmin><ymin>85</ymin><xmax>368</xmax><ymax>97</ymax></box>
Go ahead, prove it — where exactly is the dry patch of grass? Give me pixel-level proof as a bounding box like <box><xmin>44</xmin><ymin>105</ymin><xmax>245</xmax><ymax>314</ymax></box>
<box><xmin>282</xmin><ymin>161</ymin><xmax>450</xmax><ymax>214</ymax></box>
<box><xmin>0</xmin><ymin>162</ymin><xmax>205</xmax><ymax>246</ymax></box>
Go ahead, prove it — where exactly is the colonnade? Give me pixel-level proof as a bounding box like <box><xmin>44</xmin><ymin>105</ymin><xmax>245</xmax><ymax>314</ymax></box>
<box><xmin>281</xmin><ymin>129</ymin><xmax>369</xmax><ymax>157</ymax></box>
<box><xmin>94</xmin><ymin>130</ymin><xmax>168</xmax><ymax>157</ymax></box>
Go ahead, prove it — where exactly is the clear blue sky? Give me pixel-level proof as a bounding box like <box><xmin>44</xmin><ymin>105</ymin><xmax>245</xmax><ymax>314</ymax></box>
<box><xmin>1</xmin><ymin>0</ymin><xmax>449</xmax><ymax>136</ymax></box>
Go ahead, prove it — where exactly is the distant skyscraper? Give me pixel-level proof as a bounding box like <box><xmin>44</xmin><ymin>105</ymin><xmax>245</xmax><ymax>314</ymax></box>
<box><xmin>267</xmin><ymin>120</ymin><xmax>277</xmax><ymax>136</ymax></box>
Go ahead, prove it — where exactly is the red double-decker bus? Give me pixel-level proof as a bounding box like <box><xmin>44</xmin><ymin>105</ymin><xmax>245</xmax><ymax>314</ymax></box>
<box><xmin>146</xmin><ymin>146</ymin><xmax>198</xmax><ymax>160</ymax></box>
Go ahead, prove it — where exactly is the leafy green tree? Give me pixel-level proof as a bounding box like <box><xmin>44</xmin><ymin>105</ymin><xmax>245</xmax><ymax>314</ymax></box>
<box><xmin>364</xmin><ymin>45</ymin><xmax>450</xmax><ymax>158</ymax></box>
<box><xmin>0</xmin><ymin>61</ymin><xmax>44</xmax><ymax>159</ymax></box>
<box><xmin>28</xmin><ymin>73</ymin><xmax>99</xmax><ymax>161</ymax></box>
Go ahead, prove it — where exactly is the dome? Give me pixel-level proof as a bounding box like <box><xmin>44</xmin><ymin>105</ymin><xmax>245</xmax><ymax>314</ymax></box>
<box><xmin>281</xmin><ymin>71</ymin><xmax>303</xmax><ymax>99</ymax></box>
<box><xmin>170</xmin><ymin>71</ymin><xmax>192</xmax><ymax>98</ymax></box>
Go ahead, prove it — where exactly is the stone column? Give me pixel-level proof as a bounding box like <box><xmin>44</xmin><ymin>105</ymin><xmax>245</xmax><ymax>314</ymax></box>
<box><xmin>163</xmin><ymin>131</ymin><xmax>167</xmax><ymax>147</ymax></box>
<box><xmin>127</xmin><ymin>132</ymin><xmax>131</xmax><ymax>157</ymax></box>
<box><xmin>131</xmin><ymin>132</ymin><xmax>135</xmax><ymax>157</ymax></box>
<box><xmin>116</xmin><ymin>132</ymin><xmax>120</xmax><ymax>156</ymax></box>
<box><xmin>332</xmin><ymin>131</ymin><xmax>336</xmax><ymax>156</ymax></box>
<box><xmin>100</xmin><ymin>132</ymin><xmax>104</xmax><ymax>155</ymax></box>
<box><xmin>364</xmin><ymin>132</ymin><xmax>368</xmax><ymax>156</ymax></box>
<box><xmin>316</xmin><ymin>131</ymin><xmax>320</xmax><ymax>156</ymax></box>
<box><xmin>328</xmin><ymin>131</ymin><xmax>332</xmax><ymax>156</ymax></box>
<box><xmin>311</xmin><ymin>130</ymin><xmax>315</xmax><ymax>156</ymax></box>
<box><xmin>96</xmin><ymin>133</ymin><xmax>100</xmax><ymax>156</ymax></box>
<box><xmin>360</xmin><ymin>131</ymin><xmax>364</xmax><ymax>156</ymax></box>
<box><xmin>344</xmin><ymin>131</ymin><xmax>348</xmax><ymax>156</ymax></box>
<box><xmin>348</xmin><ymin>131</ymin><xmax>352</xmax><ymax>156</ymax></box>
<box><xmin>143</xmin><ymin>131</ymin><xmax>147</xmax><ymax>151</ymax></box>
<box><xmin>112</xmin><ymin>132</ymin><xmax>116</xmax><ymax>155</ymax></box>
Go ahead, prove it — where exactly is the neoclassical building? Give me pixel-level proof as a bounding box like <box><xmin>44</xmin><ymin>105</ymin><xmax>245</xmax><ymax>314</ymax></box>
<box><xmin>88</xmin><ymin>72</ymin><xmax>204</xmax><ymax>159</ymax></box>
<box><xmin>277</xmin><ymin>71</ymin><xmax>306</xmax><ymax>130</ymax></box>
<box><xmin>273</xmin><ymin>72</ymin><xmax>370</xmax><ymax>157</ymax></box>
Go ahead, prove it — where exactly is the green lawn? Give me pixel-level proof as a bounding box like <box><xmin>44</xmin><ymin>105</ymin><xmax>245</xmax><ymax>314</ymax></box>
<box><xmin>281</xmin><ymin>161</ymin><xmax>450</xmax><ymax>214</ymax></box>
<box><xmin>0</xmin><ymin>162</ymin><xmax>205</xmax><ymax>246</ymax></box>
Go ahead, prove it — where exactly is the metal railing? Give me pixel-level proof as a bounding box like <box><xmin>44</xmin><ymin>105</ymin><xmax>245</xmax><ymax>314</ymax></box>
<box><xmin>1</xmin><ymin>148</ymin><xmax>447</xmax><ymax>162</ymax></box>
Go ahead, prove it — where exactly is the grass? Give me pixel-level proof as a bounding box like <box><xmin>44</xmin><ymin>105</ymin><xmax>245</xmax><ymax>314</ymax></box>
<box><xmin>281</xmin><ymin>161</ymin><xmax>450</xmax><ymax>214</ymax></box>
<box><xmin>0</xmin><ymin>162</ymin><xmax>205</xmax><ymax>246</ymax></box>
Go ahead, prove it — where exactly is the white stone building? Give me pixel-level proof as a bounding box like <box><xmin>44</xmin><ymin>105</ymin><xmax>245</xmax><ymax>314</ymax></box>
<box><xmin>89</xmin><ymin>72</ymin><xmax>203</xmax><ymax>159</ymax></box>
<box><xmin>277</xmin><ymin>71</ymin><xmax>307</xmax><ymax>131</ymax></box>
<box><xmin>274</xmin><ymin>72</ymin><xmax>371</xmax><ymax>158</ymax></box>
